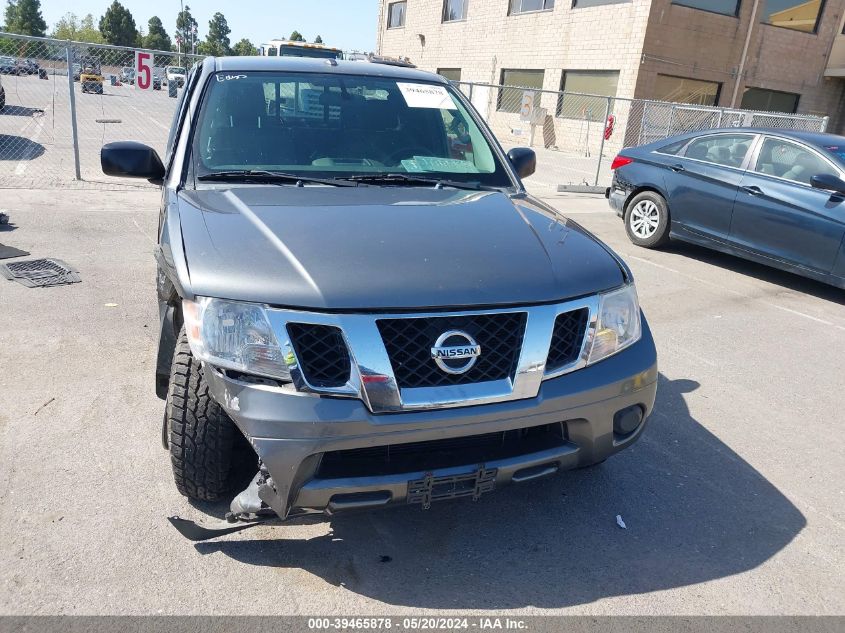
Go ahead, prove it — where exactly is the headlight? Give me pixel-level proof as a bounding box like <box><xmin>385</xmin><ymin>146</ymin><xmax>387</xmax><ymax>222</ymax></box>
<box><xmin>182</xmin><ymin>297</ymin><xmax>292</xmax><ymax>381</ymax></box>
<box><xmin>586</xmin><ymin>283</ymin><xmax>642</xmax><ymax>365</ymax></box>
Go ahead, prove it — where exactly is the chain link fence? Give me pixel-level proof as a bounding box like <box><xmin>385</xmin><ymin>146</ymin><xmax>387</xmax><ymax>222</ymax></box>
<box><xmin>454</xmin><ymin>81</ymin><xmax>829</xmax><ymax>195</ymax></box>
<box><xmin>0</xmin><ymin>38</ymin><xmax>832</xmax><ymax>193</ymax></box>
<box><xmin>0</xmin><ymin>31</ymin><xmax>203</xmax><ymax>188</ymax></box>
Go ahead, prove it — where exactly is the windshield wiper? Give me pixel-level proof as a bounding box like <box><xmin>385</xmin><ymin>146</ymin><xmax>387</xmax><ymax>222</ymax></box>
<box><xmin>338</xmin><ymin>174</ymin><xmax>493</xmax><ymax>190</ymax></box>
<box><xmin>197</xmin><ymin>170</ymin><xmax>357</xmax><ymax>187</ymax></box>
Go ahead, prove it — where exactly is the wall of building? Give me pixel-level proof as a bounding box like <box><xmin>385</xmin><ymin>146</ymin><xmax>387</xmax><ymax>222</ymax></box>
<box><xmin>379</xmin><ymin>0</ymin><xmax>651</xmax><ymax>94</ymax></box>
<box><xmin>377</xmin><ymin>0</ymin><xmax>845</xmax><ymax>140</ymax></box>
<box><xmin>635</xmin><ymin>0</ymin><xmax>845</xmax><ymax>129</ymax></box>
<box><xmin>378</xmin><ymin>0</ymin><xmax>653</xmax><ymax>154</ymax></box>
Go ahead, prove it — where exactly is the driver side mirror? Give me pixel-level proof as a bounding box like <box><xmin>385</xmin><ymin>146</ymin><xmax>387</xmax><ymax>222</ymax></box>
<box><xmin>507</xmin><ymin>147</ymin><xmax>536</xmax><ymax>179</ymax></box>
<box><xmin>101</xmin><ymin>141</ymin><xmax>165</xmax><ymax>185</ymax></box>
<box><xmin>810</xmin><ymin>173</ymin><xmax>845</xmax><ymax>196</ymax></box>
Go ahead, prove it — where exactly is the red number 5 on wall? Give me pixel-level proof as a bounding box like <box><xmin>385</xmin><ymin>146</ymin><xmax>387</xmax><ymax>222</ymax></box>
<box><xmin>135</xmin><ymin>51</ymin><xmax>153</xmax><ymax>90</ymax></box>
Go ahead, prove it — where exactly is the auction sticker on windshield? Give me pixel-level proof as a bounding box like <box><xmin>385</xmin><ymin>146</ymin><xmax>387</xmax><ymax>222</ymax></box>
<box><xmin>397</xmin><ymin>82</ymin><xmax>457</xmax><ymax>109</ymax></box>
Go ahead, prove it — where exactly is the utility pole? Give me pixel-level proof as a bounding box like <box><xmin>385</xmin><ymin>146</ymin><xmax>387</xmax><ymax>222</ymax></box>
<box><xmin>176</xmin><ymin>0</ymin><xmax>183</xmax><ymax>65</ymax></box>
<box><xmin>731</xmin><ymin>0</ymin><xmax>761</xmax><ymax>108</ymax></box>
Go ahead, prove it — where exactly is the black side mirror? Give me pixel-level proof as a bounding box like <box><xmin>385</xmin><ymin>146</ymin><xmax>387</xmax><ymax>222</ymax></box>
<box><xmin>101</xmin><ymin>141</ymin><xmax>165</xmax><ymax>184</ymax></box>
<box><xmin>507</xmin><ymin>147</ymin><xmax>536</xmax><ymax>179</ymax></box>
<box><xmin>810</xmin><ymin>173</ymin><xmax>845</xmax><ymax>196</ymax></box>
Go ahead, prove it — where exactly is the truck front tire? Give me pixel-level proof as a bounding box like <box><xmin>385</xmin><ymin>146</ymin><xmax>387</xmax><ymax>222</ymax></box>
<box><xmin>166</xmin><ymin>328</ymin><xmax>239</xmax><ymax>501</ymax></box>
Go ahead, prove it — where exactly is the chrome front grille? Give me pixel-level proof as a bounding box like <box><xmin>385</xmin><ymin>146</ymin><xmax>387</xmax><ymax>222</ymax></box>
<box><xmin>266</xmin><ymin>296</ymin><xmax>599</xmax><ymax>413</ymax></box>
<box><xmin>377</xmin><ymin>312</ymin><xmax>527</xmax><ymax>389</ymax></box>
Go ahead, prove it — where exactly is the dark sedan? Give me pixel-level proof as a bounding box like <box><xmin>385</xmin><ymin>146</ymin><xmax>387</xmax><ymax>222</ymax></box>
<box><xmin>608</xmin><ymin>128</ymin><xmax>845</xmax><ymax>289</ymax></box>
<box><xmin>0</xmin><ymin>56</ymin><xmax>16</xmax><ymax>74</ymax></box>
<box><xmin>15</xmin><ymin>58</ymin><xmax>39</xmax><ymax>75</ymax></box>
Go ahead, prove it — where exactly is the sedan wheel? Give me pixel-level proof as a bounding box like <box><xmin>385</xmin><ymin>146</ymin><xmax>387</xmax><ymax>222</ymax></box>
<box><xmin>630</xmin><ymin>200</ymin><xmax>660</xmax><ymax>238</ymax></box>
<box><xmin>624</xmin><ymin>191</ymin><xmax>670</xmax><ymax>248</ymax></box>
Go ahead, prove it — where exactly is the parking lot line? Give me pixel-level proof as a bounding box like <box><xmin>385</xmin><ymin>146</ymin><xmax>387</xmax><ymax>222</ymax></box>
<box><xmin>13</xmin><ymin>117</ymin><xmax>46</xmax><ymax>176</ymax></box>
<box><xmin>128</xmin><ymin>104</ymin><xmax>170</xmax><ymax>132</ymax></box>
<box><xmin>625</xmin><ymin>253</ymin><xmax>845</xmax><ymax>330</ymax></box>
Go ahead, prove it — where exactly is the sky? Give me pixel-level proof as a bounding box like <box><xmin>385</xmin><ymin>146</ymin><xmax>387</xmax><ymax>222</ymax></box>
<box><xmin>39</xmin><ymin>0</ymin><xmax>379</xmax><ymax>52</ymax></box>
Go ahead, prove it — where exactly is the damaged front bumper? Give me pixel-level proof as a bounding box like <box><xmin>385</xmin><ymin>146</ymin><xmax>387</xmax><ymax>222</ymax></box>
<box><xmin>198</xmin><ymin>319</ymin><xmax>658</xmax><ymax>524</ymax></box>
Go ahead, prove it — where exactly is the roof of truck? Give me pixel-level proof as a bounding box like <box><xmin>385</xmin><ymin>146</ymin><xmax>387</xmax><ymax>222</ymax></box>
<box><xmin>212</xmin><ymin>56</ymin><xmax>443</xmax><ymax>83</ymax></box>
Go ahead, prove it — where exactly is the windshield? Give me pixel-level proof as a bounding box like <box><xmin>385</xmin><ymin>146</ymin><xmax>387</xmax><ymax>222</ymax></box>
<box><xmin>192</xmin><ymin>72</ymin><xmax>512</xmax><ymax>186</ymax></box>
<box><xmin>170</xmin><ymin>67</ymin><xmax>186</xmax><ymax>75</ymax></box>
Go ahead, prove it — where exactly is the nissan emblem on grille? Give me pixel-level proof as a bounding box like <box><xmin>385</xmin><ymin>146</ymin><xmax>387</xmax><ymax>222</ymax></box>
<box><xmin>430</xmin><ymin>330</ymin><xmax>482</xmax><ymax>374</ymax></box>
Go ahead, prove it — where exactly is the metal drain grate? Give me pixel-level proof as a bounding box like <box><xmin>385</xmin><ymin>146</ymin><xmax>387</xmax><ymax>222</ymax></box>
<box><xmin>1</xmin><ymin>258</ymin><xmax>81</xmax><ymax>288</ymax></box>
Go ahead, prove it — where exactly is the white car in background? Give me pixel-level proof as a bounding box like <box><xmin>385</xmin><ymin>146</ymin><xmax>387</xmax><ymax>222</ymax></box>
<box><xmin>165</xmin><ymin>66</ymin><xmax>186</xmax><ymax>87</ymax></box>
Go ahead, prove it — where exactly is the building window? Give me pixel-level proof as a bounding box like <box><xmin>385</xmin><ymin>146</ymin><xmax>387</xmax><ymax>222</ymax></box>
<box><xmin>438</xmin><ymin>68</ymin><xmax>462</xmax><ymax>82</ymax></box>
<box><xmin>741</xmin><ymin>87</ymin><xmax>800</xmax><ymax>113</ymax></box>
<box><xmin>557</xmin><ymin>70</ymin><xmax>619</xmax><ymax>119</ymax></box>
<box><xmin>497</xmin><ymin>69</ymin><xmax>545</xmax><ymax>112</ymax></box>
<box><xmin>572</xmin><ymin>0</ymin><xmax>630</xmax><ymax>7</ymax></box>
<box><xmin>671</xmin><ymin>0</ymin><xmax>740</xmax><ymax>17</ymax></box>
<box><xmin>443</xmin><ymin>0</ymin><xmax>467</xmax><ymax>22</ymax></box>
<box><xmin>653</xmin><ymin>74</ymin><xmax>721</xmax><ymax>105</ymax></box>
<box><xmin>509</xmin><ymin>0</ymin><xmax>555</xmax><ymax>15</ymax></box>
<box><xmin>762</xmin><ymin>0</ymin><xmax>825</xmax><ymax>34</ymax></box>
<box><xmin>387</xmin><ymin>1</ymin><xmax>406</xmax><ymax>29</ymax></box>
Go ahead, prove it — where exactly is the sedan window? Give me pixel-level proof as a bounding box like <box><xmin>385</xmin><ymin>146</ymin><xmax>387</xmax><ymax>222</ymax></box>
<box><xmin>684</xmin><ymin>134</ymin><xmax>755</xmax><ymax>168</ymax></box>
<box><xmin>753</xmin><ymin>138</ymin><xmax>835</xmax><ymax>185</ymax></box>
<box><xmin>656</xmin><ymin>139</ymin><xmax>688</xmax><ymax>156</ymax></box>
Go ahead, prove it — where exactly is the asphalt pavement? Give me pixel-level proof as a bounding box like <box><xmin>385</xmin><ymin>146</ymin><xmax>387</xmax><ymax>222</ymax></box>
<box><xmin>0</xmin><ymin>189</ymin><xmax>842</xmax><ymax>615</ymax></box>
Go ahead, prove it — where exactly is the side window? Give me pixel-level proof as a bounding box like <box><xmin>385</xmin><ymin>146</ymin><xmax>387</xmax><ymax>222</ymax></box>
<box><xmin>753</xmin><ymin>138</ymin><xmax>834</xmax><ymax>185</ymax></box>
<box><xmin>164</xmin><ymin>68</ymin><xmax>196</xmax><ymax>167</ymax></box>
<box><xmin>684</xmin><ymin>134</ymin><xmax>754</xmax><ymax>168</ymax></box>
<box><xmin>656</xmin><ymin>139</ymin><xmax>688</xmax><ymax>155</ymax></box>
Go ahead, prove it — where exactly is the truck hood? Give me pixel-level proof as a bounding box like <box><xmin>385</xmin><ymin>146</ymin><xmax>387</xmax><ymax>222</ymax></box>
<box><xmin>176</xmin><ymin>186</ymin><xmax>625</xmax><ymax>310</ymax></box>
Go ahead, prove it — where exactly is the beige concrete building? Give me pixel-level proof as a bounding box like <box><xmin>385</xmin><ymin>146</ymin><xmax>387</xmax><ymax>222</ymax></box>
<box><xmin>376</xmin><ymin>0</ymin><xmax>845</xmax><ymax>133</ymax></box>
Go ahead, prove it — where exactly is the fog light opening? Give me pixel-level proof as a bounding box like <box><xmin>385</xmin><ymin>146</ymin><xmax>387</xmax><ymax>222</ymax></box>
<box><xmin>613</xmin><ymin>405</ymin><xmax>644</xmax><ymax>438</ymax></box>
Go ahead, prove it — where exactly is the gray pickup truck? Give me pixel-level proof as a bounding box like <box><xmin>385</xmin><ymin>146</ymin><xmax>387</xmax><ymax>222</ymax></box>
<box><xmin>101</xmin><ymin>57</ymin><xmax>657</xmax><ymax>540</ymax></box>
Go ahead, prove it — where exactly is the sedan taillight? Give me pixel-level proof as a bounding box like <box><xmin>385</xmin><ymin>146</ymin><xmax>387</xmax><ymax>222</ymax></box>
<box><xmin>610</xmin><ymin>155</ymin><xmax>634</xmax><ymax>170</ymax></box>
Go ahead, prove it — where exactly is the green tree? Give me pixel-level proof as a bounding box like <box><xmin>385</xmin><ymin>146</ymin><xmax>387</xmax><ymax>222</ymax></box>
<box><xmin>175</xmin><ymin>5</ymin><xmax>198</xmax><ymax>53</ymax></box>
<box><xmin>4</xmin><ymin>0</ymin><xmax>47</xmax><ymax>36</ymax></box>
<box><xmin>3</xmin><ymin>1</ymin><xmax>16</xmax><ymax>31</ymax></box>
<box><xmin>52</xmin><ymin>12</ymin><xmax>80</xmax><ymax>38</ymax></box>
<box><xmin>231</xmin><ymin>37</ymin><xmax>256</xmax><ymax>56</ymax></box>
<box><xmin>52</xmin><ymin>13</ymin><xmax>104</xmax><ymax>43</ymax></box>
<box><xmin>79</xmin><ymin>14</ymin><xmax>104</xmax><ymax>43</ymax></box>
<box><xmin>289</xmin><ymin>30</ymin><xmax>304</xmax><ymax>42</ymax></box>
<box><xmin>99</xmin><ymin>0</ymin><xmax>138</xmax><ymax>46</ymax></box>
<box><xmin>202</xmin><ymin>11</ymin><xmax>231</xmax><ymax>56</ymax></box>
<box><xmin>144</xmin><ymin>16</ymin><xmax>171</xmax><ymax>51</ymax></box>
<box><xmin>314</xmin><ymin>34</ymin><xmax>323</xmax><ymax>44</ymax></box>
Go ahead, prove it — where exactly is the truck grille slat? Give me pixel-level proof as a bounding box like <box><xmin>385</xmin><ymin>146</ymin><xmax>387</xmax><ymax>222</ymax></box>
<box><xmin>546</xmin><ymin>308</ymin><xmax>590</xmax><ymax>371</ymax></box>
<box><xmin>377</xmin><ymin>312</ymin><xmax>528</xmax><ymax>389</ymax></box>
<box><xmin>287</xmin><ymin>323</ymin><xmax>351</xmax><ymax>388</ymax></box>
<box><xmin>317</xmin><ymin>423</ymin><xmax>566</xmax><ymax>478</ymax></box>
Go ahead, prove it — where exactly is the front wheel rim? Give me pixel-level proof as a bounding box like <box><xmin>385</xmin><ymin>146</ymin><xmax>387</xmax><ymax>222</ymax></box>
<box><xmin>630</xmin><ymin>200</ymin><xmax>660</xmax><ymax>239</ymax></box>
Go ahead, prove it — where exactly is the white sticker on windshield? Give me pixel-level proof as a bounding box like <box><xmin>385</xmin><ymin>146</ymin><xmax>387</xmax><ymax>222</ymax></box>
<box><xmin>397</xmin><ymin>82</ymin><xmax>457</xmax><ymax>110</ymax></box>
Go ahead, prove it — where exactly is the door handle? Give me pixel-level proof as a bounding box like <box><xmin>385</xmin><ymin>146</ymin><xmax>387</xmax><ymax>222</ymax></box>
<box><xmin>669</xmin><ymin>164</ymin><xmax>685</xmax><ymax>172</ymax></box>
<box><xmin>742</xmin><ymin>185</ymin><xmax>763</xmax><ymax>196</ymax></box>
